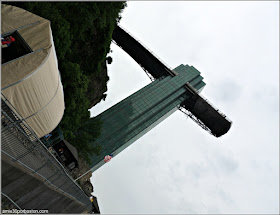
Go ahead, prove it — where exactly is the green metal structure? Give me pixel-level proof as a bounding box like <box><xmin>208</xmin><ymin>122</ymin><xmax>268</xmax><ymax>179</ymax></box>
<box><xmin>90</xmin><ymin>64</ymin><xmax>205</xmax><ymax>172</ymax></box>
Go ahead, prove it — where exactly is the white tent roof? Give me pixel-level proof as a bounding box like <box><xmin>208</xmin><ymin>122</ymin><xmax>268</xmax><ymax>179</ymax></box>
<box><xmin>1</xmin><ymin>4</ymin><xmax>65</xmax><ymax>138</ymax></box>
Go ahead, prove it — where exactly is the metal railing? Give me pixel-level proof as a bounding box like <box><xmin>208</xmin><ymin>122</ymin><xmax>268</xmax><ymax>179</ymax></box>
<box><xmin>177</xmin><ymin>105</ymin><xmax>214</xmax><ymax>136</ymax></box>
<box><xmin>1</xmin><ymin>94</ymin><xmax>92</xmax><ymax>211</ymax></box>
<box><xmin>112</xmin><ymin>25</ymin><xmax>177</xmax><ymax>80</ymax></box>
<box><xmin>118</xmin><ymin>24</ymin><xmax>174</xmax><ymax>72</ymax></box>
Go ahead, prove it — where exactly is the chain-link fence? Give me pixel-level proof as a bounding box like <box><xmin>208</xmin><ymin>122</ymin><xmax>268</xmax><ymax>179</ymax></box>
<box><xmin>1</xmin><ymin>94</ymin><xmax>92</xmax><ymax>211</ymax></box>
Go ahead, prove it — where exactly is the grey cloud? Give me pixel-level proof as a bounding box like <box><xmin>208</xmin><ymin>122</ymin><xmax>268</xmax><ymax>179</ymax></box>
<box><xmin>214</xmin><ymin>80</ymin><xmax>243</xmax><ymax>104</ymax></box>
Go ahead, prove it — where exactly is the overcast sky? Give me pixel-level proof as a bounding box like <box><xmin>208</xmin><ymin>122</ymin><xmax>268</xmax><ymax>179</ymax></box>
<box><xmin>90</xmin><ymin>1</ymin><xmax>279</xmax><ymax>214</ymax></box>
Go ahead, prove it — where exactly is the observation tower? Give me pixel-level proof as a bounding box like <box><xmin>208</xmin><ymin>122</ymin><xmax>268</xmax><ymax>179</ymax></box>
<box><xmin>84</xmin><ymin>26</ymin><xmax>232</xmax><ymax>174</ymax></box>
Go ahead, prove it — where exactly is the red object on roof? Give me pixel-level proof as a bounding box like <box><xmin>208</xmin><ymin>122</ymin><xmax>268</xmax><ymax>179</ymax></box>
<box><xmin>2</xmin><ymin>36</ymin><xmax>15</xmax><ymax>45</ymax></box>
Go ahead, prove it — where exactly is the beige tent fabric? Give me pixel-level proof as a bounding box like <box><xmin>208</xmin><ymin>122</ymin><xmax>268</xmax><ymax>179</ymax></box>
<box><xmin>1</xmin><ymin>49</ymin><xmax>48</xmax><ymax>88</ymax></box>
<box><xmin>18</xmin><ymin>21</ymin><xmax>51</xmax><ymax>51</ymax></box>
<box><xmin>24</xmin><ymin>81</ymin><xmax>65</xmax><ymax>138</ymax></box>
<box><xmin>1</xmin><ymin>4</ymin><xmax>65</xmax><ymax>138</ymax></box>
<box><xmin>1</xmin><ymin>4</ymin><xmax>47</xmax><ymax>35</ymax></box>
<box><xmin>2</xmin><ymin>47</ymin><xmax>61</xmax><ymax>119</ymax></box>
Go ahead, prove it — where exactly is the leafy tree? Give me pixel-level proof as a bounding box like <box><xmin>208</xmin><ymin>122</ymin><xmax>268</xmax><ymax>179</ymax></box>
<box><xmin>58</xmin><ymin>61</ymin><xmax>90</xmax><ymax>139</ymax></box>
<box><xmin>106</xmin><ymin>56</ymin><xmax>113</xmax><ymax>64</ymax></box>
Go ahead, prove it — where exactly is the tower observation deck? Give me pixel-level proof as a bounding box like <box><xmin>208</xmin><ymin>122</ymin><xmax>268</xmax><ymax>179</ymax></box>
<box><xmin>112</xmin><ymin>25</ymin><xmax>232</xmax><ymax>137</ymax></box>
<box><xmin>82</xmin><ymin>25</ymin><xmax>232</xmax><ymax>174</ymax></box>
